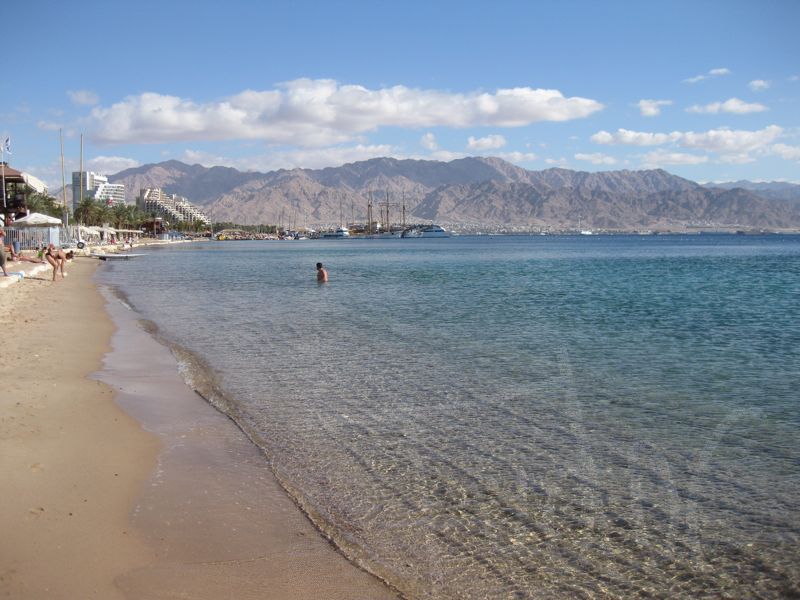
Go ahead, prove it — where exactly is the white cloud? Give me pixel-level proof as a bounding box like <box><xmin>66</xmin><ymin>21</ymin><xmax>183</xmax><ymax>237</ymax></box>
<box><xmin>679</xmin><ymin>125</ymin><xmax>782</xmax><ymax>153</ymax></box>
<box><xmin>428</xmin><ymin>150</ymin><xmax>468</xmax><ymax>162</ymax></box>
<box><xmin>186</xmin><ymin>144</ymin><xmax>400</xmax><ymax>172</ymax></box>
<box><xmin>683</xmin><ymin>67</ymin><xmax>731</xmax><ymax>84</ymax></box>
<box><xmin>637</xmin><ymin>99</ymin><xmax>672</xmax><ymax>117</ymax></box>
<box><xmin>574</xmin><ymin>152</ymin><xmax>617</xmax><ymax>165</ymax></box>
<box><xmin>37</xmin><ymin>120</ymin><xmax>62</xmax><ymax>131</ymax></box>
<box><xmin>592</xmin><ymin>125</ymin><xmax>782</xmax><ymax>156</ymax></box>
<box><xmin>68</xmin><ymin>90</ymin><xmax>99</xmax><ymax>106</ymax></box>
<box><xmin>641</xmin><ymin>151</ymin><xmax>709</xmax><ymax>167</ymax></box>
<box><xmin>87</xmin><ymin>155</ymin><xmax>141</xmax><ymax>174</ymax></box>
<box><xmin>717</xmin><ymin>153</ymin><xmax>756</xmax><ymax>164</ymax></box>
<box><xmin>771</xmin><ymin>143</ymin><xmax>800</xmax><ymax>161</ymax></box>
<box><xmin>544</xmin><ymin>157</ymin><xmax>568</xmax><ymax>166</ymax></box>
<box><xmin>590</xmin><ymin>131</ymin><xmax>614</xmax><ymax>144</ymax></box>
<box><xmin>748</xmin><ymin>79</ymin><xmax>771</xmax><ymax>92</ymax></box>
<box><xmin>420</xmin><ymin>132</ymin><xmax>438</xmax><ymax>150</ymax></box>
<box><xmin>684</xmin><ymin>75</ymin><xmax>706</xmax><ymax>84</ymax></box>
<box><xmin>591</xmin><ymin>129</ymin><xmax>681</xmax><ymax>146</ymax></box>
<box><xmin>181</xmin><ymin>150</ymin><xmax>237</xmax><ymax>168</ymax></box>
<box><xmin>495</xmin><ymin>151</ymin><xmax>537</xmax><ymax>164</ymax></box>
<box><xmin>85</xmin><ymin>79</ymin><xmax>604</xmax><ymax>146</ymax></box>
<box><xmin>686</xmin><ymin>98</ymin><xmax>767</xmax><ymax>114</ymax></box>
<box><xmin>466</xmin><ymin>134</ymin><xmax>506</xmax><ymax>150</ymax></box>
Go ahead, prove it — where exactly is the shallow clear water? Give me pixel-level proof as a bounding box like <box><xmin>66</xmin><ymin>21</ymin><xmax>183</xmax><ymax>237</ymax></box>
<box><xmin>99</xmin><ymin>235</ymin><xmax>800</xmax><ymax>598</ymax></box>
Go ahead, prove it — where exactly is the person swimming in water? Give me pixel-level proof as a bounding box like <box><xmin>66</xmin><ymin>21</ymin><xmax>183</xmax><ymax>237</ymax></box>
<box><xmin>316</xmin><ymin>262</ymin><xmax>328</xmax><ymax>282</ymax></box>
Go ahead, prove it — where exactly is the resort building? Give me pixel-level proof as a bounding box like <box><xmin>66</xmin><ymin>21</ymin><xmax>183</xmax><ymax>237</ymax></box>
<box><xmin>71</xmin><ymin>171</ymin><xmax>126</xmax><ymax>211</ymax></box>
<box><xmin>21</xmin><ymin>172</ymin><xmax>48</xmax><ymax>195</ymax></box>
<box><xmin>137</xmin><ymin>187</ymin><xmax>211</xmax><ymax>226</ymax></box>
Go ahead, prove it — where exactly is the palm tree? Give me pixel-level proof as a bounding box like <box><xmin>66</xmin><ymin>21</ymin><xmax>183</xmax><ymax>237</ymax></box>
<box><xmin>111</xmin><ymin>203</ymin><xmax>132</xmax><ymax>229</ymax></box>
<box><xmin>25</xmin><ymin>189</ymin><xmax>63</xmax><ymax>218</ymax></box>
<box><xmin>74</xmin><ymin>198</ymin><xmax>111</xmax><ymax>226</ymax></box>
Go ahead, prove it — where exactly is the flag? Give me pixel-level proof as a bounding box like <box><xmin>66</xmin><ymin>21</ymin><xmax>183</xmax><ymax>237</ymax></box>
<box><xmin>3</xmin><ymin>137</ymin><xmax>10</xmax><ymax>154</ymax></box>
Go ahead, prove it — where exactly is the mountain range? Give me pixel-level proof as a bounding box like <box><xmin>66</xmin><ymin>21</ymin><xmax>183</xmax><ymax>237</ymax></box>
<box><xmin>702</xmin><ymin>180</ymin><xmax>800</xmax><ymax>204</ymax></box>
<box><xmin>106</xmin><ymin>157</ymin><xmax>800</xmax><ymax>231</ymax></box>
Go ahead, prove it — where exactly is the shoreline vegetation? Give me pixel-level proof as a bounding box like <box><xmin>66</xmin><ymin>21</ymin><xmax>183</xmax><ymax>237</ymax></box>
<box><xmin>0</xmin><ymin>248</ymin><xmax>397</xmax><ymax>599</ymax></box>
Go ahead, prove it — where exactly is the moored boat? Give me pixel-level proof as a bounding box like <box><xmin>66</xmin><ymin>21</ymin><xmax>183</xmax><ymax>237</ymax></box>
<box><xmin>322</xmin><ymin>226</ymin><xmax>350</xmax><ymax>238</ymax></box>
<box><xmin>402</xmin><ymin>224</ymin><xmax>450</xmax><ymax>238</ymax></box>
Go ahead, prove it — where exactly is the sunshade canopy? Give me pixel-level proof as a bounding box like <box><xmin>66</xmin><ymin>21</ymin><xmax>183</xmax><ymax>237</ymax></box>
<box><xmin>12</xmin><ymin>212</ymin><xmax>62</xmax><ymax>227</ymax></box>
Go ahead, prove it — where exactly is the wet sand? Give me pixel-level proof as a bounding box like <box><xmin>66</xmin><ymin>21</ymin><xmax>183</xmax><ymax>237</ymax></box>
<box><xmin>0</xmin><ymin>256</ymin><xmax>398</xmax><ymax>599</ymax></box>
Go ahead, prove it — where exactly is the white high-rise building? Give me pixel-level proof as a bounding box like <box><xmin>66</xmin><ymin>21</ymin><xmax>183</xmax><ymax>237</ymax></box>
<box><xmin>95</xmin><ymin>181</ymin><xmax>126</xmax><ymax>207</ymax></box>
<box><xmin>137</xmin><ymin>188</ymin><xmax>211</xmax><ymax>226</ymax></box>
<box><xmin>72</xmin><ymin>171</ymin><xmax>126</xmax><ymax>212</ymax></box>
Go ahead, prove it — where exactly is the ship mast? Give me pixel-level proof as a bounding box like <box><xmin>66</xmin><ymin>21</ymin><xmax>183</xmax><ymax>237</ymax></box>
<box><xmin>384</xmin><ymin>191</ymin><xmax>390</xmax><ymax>233</ymax></box>
<box><xmin>367</xmin><ymin>191</ymin><xmax>373</xmax><ymax>235</ymax></box>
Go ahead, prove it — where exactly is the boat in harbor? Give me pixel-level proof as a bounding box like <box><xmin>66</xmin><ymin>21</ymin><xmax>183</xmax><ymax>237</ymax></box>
<box><xmin>321</xmin><ymin>226</ymin><xmax>350</xmax><ymax>239</ymax></box>
<box><xmin>402</xmin><ymin>224</ymin><xmax>450</xmax><ymax>238</ymax></box>
<box><xmin>322</xmin><ymin>196</ymin><xmax>351</xmax><ymax>238</ymax></box>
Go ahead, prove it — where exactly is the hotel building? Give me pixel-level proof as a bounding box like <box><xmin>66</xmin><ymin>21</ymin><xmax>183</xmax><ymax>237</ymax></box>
<box><xmin>137</xmin><ymin>188</ymin><xmax>211</xmax><ymax>226</ymax></box>
<box><xmin>71</xmin><ymin>171</ymin><xmax>126</xmax><ymax>211</ymax></box>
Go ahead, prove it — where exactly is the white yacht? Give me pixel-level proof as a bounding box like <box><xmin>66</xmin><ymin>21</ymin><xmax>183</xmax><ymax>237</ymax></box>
<box><xmin>322</xmin><ymin>226</ymin><xmax>350</xmax><ymax>238</ymax></box>
<box><xmin>402</xmin><ymin>225</ymin><xmax>450</xmax><ymax>238</ymax></box>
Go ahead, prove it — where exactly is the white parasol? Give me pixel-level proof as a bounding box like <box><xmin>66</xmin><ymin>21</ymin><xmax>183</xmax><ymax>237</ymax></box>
<box><xmin>12</xmin><ymin>212</ymin><xmax>63</xmax><ymax>227</ymax></box>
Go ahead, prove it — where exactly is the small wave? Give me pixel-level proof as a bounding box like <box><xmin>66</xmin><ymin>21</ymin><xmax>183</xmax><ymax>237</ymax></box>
<box><xmin>101</xmin><ymin>283</ymin><xmax>135</xmax><ymax>311</ymax></box>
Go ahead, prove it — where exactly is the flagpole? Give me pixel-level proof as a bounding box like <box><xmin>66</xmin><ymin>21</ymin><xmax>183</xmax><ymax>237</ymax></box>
<box><xmin>1</xmin><ymin>142</ymin><xmax>6</xmax><ymax>210</ymax></box>
<box><xmin>79</xmin><ymin>134</ymin><xmax>84</xmax><ymax>216</ymax></box>
<box><xmin>60</xmin><ymin>129</ymin><xmax>68</xmax><ymax>226</ymax></box>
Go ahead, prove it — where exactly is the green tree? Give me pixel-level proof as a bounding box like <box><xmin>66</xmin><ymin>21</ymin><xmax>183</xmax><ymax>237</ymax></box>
<box><xmin>25</xmin><ymin>189</ymin><xmax>65</xmax><ymax>219</ymax></box>
<box><xmin>73</xmin><ymin>197</ymin><xmax>112</xmax><ymax>226</ymax></box>
<box><xmin>110</xmin><ymin>203</ymin><xmax>147</xmax><ymax>229</ymax></box>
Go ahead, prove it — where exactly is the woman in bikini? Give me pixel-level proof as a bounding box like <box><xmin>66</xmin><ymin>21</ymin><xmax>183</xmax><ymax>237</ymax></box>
<box><xmin>44</xmin><ymin>244</ymin><xmax>67</xmax><ymax>281</ymax></box>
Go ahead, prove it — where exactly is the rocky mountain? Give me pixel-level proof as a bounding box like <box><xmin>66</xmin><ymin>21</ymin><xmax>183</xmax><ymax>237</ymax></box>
<box><xmin>108</xmin><ymin>157</ymin><xmax>800</xmax><ymax>231</ymax></box>
<box><xmin>111</xmin><ymin>160</ymin><xmax>261</xmax><ymax>204</ymax></box>
<box><xmin>703</xmin><ymin>180</ymin><xmax>800</xmax><ymax>204</ymax></box>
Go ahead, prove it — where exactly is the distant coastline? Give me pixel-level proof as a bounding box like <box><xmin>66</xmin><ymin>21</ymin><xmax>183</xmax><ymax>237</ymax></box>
<box><xmin>106</xmin><ymin>157</ymin><xmax>800</xmax><ymax>233</ymax></box>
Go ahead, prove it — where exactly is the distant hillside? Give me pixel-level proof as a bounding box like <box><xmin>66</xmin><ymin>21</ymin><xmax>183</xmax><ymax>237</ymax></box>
<box><xmin>107</xmin><ymin>157</ymin><xmax>800</xmax><ymax>231</ymax></box>
<box><xmin>111</xmin><ymin>160</ymin><xmax>261</xmax><ymax>204</ymax></box>
<box><xmin>703</xmin><ymin>180</ymin><xmax>800</xmax><ymax>204</ymax></box>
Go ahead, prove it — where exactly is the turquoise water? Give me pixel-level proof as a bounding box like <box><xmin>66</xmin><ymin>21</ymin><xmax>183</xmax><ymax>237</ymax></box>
<box><xmin>99</xmin><ymin>235</ymin><xmax>800</xmax><ymax>598</ymax></box>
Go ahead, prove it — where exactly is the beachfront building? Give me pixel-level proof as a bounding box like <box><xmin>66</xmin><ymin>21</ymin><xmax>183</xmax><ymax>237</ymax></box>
<box><xmin>137</xmin><ymin>187</ymin><xmax>211</xmax><ymax>227</ymax></box>
<box><xmin>72</xmin><ymin>171</ymin><xmax>126</xmax><ymax>211</ymax></box>
<box><xmin>1</xmin><ymin>162</ymin><xmax>28</xmax><ymax>217</ymax></box>
<box><xmin>21</xmin><ymin>172</ymin><xmax>48</xmax><ymax>195</ymax></box>
<box><xmin>95</xmin><ymin>181</ymin><xmax>126</xmax><ymax>207</ymax></box>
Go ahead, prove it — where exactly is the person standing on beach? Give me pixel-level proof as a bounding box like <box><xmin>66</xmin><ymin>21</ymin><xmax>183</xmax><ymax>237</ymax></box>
<box><xmin>0</xmin><ymin>228</ymin><xmax>8</xmax><ymax>276</ymax></box>
<box><xmin>316</xmin><ymin>262</ymin><xmax>328</xmax><ymax>282</ymax></box>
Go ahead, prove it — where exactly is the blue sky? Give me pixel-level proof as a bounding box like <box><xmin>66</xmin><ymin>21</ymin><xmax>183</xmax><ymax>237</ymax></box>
<box><xmin>4</xmin><ymin>0</ymin><xmax>799</xmax><ymax>191</ymax></box>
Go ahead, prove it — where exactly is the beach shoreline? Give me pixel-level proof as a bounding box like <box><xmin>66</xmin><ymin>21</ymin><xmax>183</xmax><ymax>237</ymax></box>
<box><xmin>0</xmin><ymin>256</ymin><xmax>397</xmax><ymax>599</ymax></box>
<box><xmin>0</xmin><ymin>258</ymin><xmax>160</xmax><ymax>599</ymax></box>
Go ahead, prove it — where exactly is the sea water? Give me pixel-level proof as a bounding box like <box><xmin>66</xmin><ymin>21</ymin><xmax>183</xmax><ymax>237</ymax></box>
<box><xmin>98</xmin><ymin>235</ymin><xmax>800</xmax><ymax>598</ymax></box>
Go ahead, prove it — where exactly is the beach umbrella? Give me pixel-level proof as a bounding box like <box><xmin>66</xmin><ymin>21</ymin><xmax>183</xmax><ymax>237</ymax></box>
<box><xmin>80</xmin><ymin>225</ymin><xmax>101</xmax><ymax>237</ymax></box>
<box><xmin>12</xmin><ymin>212</ymin><xmax>63</xmax><ymax>227</ymax></box>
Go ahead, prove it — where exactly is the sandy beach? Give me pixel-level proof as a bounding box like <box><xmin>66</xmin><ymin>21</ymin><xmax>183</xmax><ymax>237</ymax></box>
<box><xmin>0</xmin><ymin>256</ymin><xmax>398</xmax><ymax>599</ymax></box>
